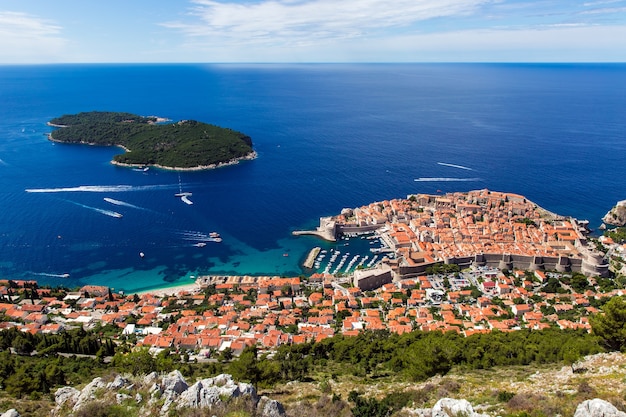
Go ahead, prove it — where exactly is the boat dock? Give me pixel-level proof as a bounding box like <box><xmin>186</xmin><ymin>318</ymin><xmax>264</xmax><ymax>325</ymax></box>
<box><xmin>303</xmin><ymin>247</ymin><xmax>321</xmax><ymax>269</ymax></box>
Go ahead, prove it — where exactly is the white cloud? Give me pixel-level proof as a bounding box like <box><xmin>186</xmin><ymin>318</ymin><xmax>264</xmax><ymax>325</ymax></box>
<box><xmin>157</xmin><ymin>0</ymin><xmax>626</xmax><ymax>62</ymax></box>
<box><xmin>579</xmin><ymin>6</ymin><xmax>626</xmax><ymax>14</ymax></box>
<box><xmin>0</xmin><ymin>11</ymin><xmax>66</xmax><ymax>63</ymax></box>
<box><xmin>583</xmin><ymin>0</ymin><xmax>624</xmax><ymax>6</ymax></box>
<box><xmin>163</xmin><ymin>0</ymin><xmax>496</xmax><ymax>47</ymax></box>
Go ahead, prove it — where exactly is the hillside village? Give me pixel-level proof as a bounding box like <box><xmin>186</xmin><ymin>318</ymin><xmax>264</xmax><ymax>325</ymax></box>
<box><xmin>1</xmin><ymin>190</ymin><xmax>625</xmax><ymax>358</ymax></box>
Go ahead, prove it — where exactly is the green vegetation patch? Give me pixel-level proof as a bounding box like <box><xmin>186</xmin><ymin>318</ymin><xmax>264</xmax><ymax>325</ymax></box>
<box><xmin>49</xmin><ymin>111</ymin><xmax>254</xmax><ymax>169</ymax></box>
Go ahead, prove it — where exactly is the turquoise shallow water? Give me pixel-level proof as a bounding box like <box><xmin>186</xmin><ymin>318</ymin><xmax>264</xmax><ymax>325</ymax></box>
<box><xmin>0</xmin><ymin>64</ymin><xmax>625</xmax><ymax>293</ymax></box>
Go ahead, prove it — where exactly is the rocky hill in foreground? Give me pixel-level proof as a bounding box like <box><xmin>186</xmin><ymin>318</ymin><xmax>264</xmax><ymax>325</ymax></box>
<box><xmin>3</xmin><ymin>352</ymin><xmax>626</xmax><ymax>416</ymax></box>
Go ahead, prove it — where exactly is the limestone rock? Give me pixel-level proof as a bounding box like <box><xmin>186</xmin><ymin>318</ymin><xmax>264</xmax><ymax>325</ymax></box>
<box><xmin>432</xmin><ymin>398</ymin><xmax>488</xmax><ymax>417</ymax></box>
<box><xmin>161</xmin><ymin>369</ymin><xmax>189</xmax><ymax>397</ymax></box>
<box><xmin>73</xmin><ymin>377</ymin><xmax>106</xmax><ymax>411</ymax></box>
<box><xmin>54</xmin><ymin>386</ymin><xmax>80</xmax><ymax>407</ymax></box>
<box><xmin>116</xmin><ymin>393</ymin><xmax>131</xmax><ymax>404</ymax></box>
<box><xmin>257</xmin><ymin>396</ymin><xmax>287</xmax><ymax>417</ymax></box>
<box><xmin>177</xmin><ymin>379</ymin><xmax>221</xmax><ymax>409</ymax></box>
<box><xmin>1</xmin><ymin>410</ymin><xmax>20</xmax><ymax>417</ymax></box>
<box><xmin>107</xmin><ymin>374</ymin><xmax>130</xmax><ymax>390</ymax></box>
<box><xmin>603</xmin><ymin>200</ymin><xmax>626</xmax><ymax>227</ymax></box>
<box><xmin>176</xmin><ymin>373</ymin><xmax>258</xmax><ymax>410</ymax></box>
<box><xmin>144</xmin><ymin>371</ymin><xmax>158</xmax><ymax>385</ymax></box>
<box><xmin>574</xmin><ymin>399</ymin><xmax>626</xmax><ymax>417</ymax></box>
<box><xmin>572</xmin><ymin>361</ymin><xmax>589</xmax><ymax>374</ymax></box>
<box><xmin>155</xmin><ymin>370</ymin><xmax>190</xmax><ymax>415</ymax></box>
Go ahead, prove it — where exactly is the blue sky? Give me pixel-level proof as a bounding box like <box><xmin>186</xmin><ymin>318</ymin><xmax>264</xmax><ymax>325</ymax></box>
<box><xmin>1</xmin><ymin>0</ymin><xmax>625</xmax><ymax>63</ymax></box>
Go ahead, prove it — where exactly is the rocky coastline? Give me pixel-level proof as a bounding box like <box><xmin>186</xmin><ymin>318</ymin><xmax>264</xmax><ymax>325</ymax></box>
<box><xmin>603</xmin><ymin>200</ymin><xmax>626</xmax><ymax>227</ymax></box>
<box><xmin>110</xmin><ymin>150</ymin><xmax>258</xmax><ymax>171</ymax></box>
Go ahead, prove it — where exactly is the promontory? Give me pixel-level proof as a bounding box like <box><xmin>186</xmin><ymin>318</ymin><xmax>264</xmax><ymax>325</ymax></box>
<box><xmin>603</xmin><ymin>199</ymin><xmax>626</xmax><ymax>227</ymax></box>
<box><xmin>47</xmin><ymin>111</ymin><xmax>255</xmax><ymax>170</ymax></box>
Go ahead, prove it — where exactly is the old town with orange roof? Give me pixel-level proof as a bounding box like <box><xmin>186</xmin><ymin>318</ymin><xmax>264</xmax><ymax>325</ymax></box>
<box><xmin>1</xmin><ymin>190</ymin><xmax>624</xmax><ymax>360</ymax></box>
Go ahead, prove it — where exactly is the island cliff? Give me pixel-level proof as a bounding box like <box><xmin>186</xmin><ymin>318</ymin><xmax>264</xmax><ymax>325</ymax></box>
<box><xmin>47</xmin><ymin>111</ymin><xmax>255</xmax><ymax>170</ymax></box>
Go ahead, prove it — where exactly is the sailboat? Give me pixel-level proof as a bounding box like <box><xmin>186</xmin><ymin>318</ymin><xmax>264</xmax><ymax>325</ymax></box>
<box><xmin>174</xmin><ymin>173</ymin><xmax>193</xmax><ymax>205</ymax></box>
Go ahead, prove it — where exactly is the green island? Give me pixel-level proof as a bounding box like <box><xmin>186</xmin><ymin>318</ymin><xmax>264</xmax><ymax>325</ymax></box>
<box><xmin>47</xmin><ymin>111</ymin><xmax>255</xmax><ymax>170</ymax></box>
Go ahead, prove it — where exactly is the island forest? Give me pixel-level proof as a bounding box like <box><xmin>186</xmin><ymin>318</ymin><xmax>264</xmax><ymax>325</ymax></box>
<box><xmin>48</xmin><ymin>111</ymin><xmax>254</xmax><ymax>169</ymax></box>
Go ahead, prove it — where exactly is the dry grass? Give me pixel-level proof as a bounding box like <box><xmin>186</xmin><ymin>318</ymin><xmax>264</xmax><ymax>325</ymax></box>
<box><xmin>3</xmin><ymin>352</ymin><xmax>626</xmax><ymax>417</ymax></box>
<box><xmin>264</xmin><ymin>352</ymin><xmax>626</xmax><ymax>416</ymax></box>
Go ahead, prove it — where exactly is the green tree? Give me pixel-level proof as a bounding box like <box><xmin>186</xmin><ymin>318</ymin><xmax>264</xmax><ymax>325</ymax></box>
<box><xmin>590</xmin><ymin>296</ymin><xmax>626</xmax><ymax>351</ymax></box>
<box><xmin>219</xmin><ymin>347</ymin><xmax>233</xmax><ymax>362</ymax></box>
<box><xmin>11</xmin><ymin>334</ymin><xmax>33</xmax><ymax>355</ymax></box>
<box><xmin>111</xmin><ymin>347</ymin><xmax>156</xmax><ymax>375</ymax></box>
<box><xmin>229</xmin><ymin>345</ymin><xmax>260</xmax><ymax>388</ymax></box>
<box><xmin>570</xmin><ymin>273</ymin><xmax>590</xmax><ymax>293</ymax></box>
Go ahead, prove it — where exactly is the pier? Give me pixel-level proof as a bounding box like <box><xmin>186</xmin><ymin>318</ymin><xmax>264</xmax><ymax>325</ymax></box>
<box><xmin>303</xmin><ymin>247</ymin><xmax>321</xmax><ymax>269</ymax></box>
<box><xmin>291</xmin><ymin>216</ymin><xmax>337</xmax><ymax>241</ymax></box>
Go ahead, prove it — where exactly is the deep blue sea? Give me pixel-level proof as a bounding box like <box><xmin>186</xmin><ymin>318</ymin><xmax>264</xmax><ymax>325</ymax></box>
<box><xmin>1</xmin><ymin>64</ymin><xmax>625</xmax><ymax>293</ymax></box>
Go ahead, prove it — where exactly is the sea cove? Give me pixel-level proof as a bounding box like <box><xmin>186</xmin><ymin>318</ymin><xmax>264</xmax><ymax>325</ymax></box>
<box><xmin>0</xmin><ymin>64</ymin><xmax>625</xmax><ymax>294</ymax></box>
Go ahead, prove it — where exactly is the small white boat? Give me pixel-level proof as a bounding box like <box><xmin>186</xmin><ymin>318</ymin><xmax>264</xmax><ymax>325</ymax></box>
<box><xmin>139</xmin><ymin>252</ymin><xmax>145</xmax><ymax>258</ymax></box>
<box><xmin>194</xmin><ymin>242</ymin><xmax>207</xmax><ymax>247</ymax></box>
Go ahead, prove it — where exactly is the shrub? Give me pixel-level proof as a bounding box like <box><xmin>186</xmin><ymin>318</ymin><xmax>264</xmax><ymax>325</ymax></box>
<box><xmin>497</xmin><ymin>391</ymin><xmax>516</xmax><ymax>403</ymax></box>
<box><xmin>74</xmin><ymin>401</ymin><xmax>130</xmax><ymax>417</ymax></box>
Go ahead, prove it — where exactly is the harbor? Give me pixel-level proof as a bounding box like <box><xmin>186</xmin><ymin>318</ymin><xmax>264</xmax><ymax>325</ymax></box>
<box><xmin>302</xmin><ymin>231</ymin><xmax>392</xmax><ymax>275</ymax></box>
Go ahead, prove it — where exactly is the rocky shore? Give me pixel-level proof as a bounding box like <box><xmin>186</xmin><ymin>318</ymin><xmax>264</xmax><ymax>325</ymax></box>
<box><xmin>603</xmin><ymin>200</ymin><xmax>626</xmax><ymax>227</ymax></box>
<box><xmin>110</xmin><ymin>150</ymin><xmax>258</xmax><ymax>171</ymax></box>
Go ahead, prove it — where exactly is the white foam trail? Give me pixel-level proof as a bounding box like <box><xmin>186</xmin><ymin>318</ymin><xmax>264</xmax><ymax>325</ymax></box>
<box><xmin>103</xmin><ymin>197</ymin><xmax>143</xmax><ymax>210</ymax></box>
<box><xmin>437</xmin><ymin>162</ymin><xmax>473</xmax><ymax>171</ymax></box>
<box><xmin>33</xmin><ymin>272</ymin><xmax>70</xmax><ymax>278</ymax></box>
<box><xmin>414</xmin><ymin>177</ymin><xmax>481</xmax><ymax>182</ymax></box>
<box><xmin>92</xmin><ymin>207</ymin><xmax>123</xmax><ymax>218</ymax></box>
<box><xmin>25</xmin><ymin>184</ymin><xmax>175</xmax><ymax>193</ymax></box>
<box><xmin>65</xmin><ymin>200</ymin><xmax>123</xmax><ymax>218</ymax></box>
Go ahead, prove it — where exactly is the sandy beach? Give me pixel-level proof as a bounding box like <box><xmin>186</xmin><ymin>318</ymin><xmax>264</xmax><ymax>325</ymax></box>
<box><xmin>136</xmin><ymin>281</ymin><xmax>203</xmax><ymax>297</ymax></box>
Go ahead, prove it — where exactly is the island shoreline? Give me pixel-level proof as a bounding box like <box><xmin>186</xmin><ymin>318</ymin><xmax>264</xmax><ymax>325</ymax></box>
<box><xmin>46</xmin><ymin>117</ymin><xmax>257</xmax><ymax>172</ymax></box>
<box><xmin>110</xmin><ymin>150</ymin><xmax>257</xmax><ymax>172</ymax></box>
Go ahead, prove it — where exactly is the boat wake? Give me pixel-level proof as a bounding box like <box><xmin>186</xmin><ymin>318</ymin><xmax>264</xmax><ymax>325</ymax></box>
<box><xmin>437</xmin><ymin>162</ymin><xmax>473</xmax><ymax>171</ymax></box>
<box><xmin>26</xmin><ymin>184</ymin><xmax>175</xmax><ymax>193</ymax></box>
<box><xmin>415</xmin><ymin>177</ymin><xmax>481</xmax><ymax>182</ymax></box>
<box><xmin>64</xmin><ymin>200</ymin><xmax>123</xmax><ymax>218</ymax></box>
<box><xmin>33</xmin><ymin>272</ymin><xmax>70</xmax><ymax>278</ymax></box>
<box><xmin>176</xmin><ymin>230</ymin><xmax>222</xmax><ymax>243</ymax></box>
<box><xmin>103</xmin><ymin>197</ymin><xmax>144</xmax><ymax>210</ymax></box>
<box><xmin>175</xmin><ymin>173</ymin><xmax>193</xmax><ymax>204</ymax></box>
<box><xmin>92</xmin><ymin>207</ymin><xmax>123</xmax><ymax>218</ymax></box>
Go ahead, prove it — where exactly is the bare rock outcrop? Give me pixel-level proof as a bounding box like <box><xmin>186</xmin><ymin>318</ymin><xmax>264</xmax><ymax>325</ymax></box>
<box><xmin>257</xmin><ymin>396</ymin><xmax>287</xmax><ymax>417</ymax></box>
<box><xmin>176</xmin><ymin>373</ymin><xmax>257</xmax><ymax>410</ymax></box>
<box><xmin>574</xmin><ymin>399</ymin><xmax>626</xmax><ymax>417</ymax></box>
<box><xmin>0</xmin><ymin>410</ymin><xmax>20</xmax><ymax>417</ymax></box>
<box><xmin>603</xmin><ymin>200</ymin><xmax>626</xmax><ymax>227</ymax></box>
<box><xmin>52</xmin><ymin>372</ymin><xmax>285</xmax><ymax>417</ymax></box>
<box><xmin>54</xmin><ymin>386</ymin><xmax>80</xmax><ymax>407</ymax></box>
<box><xmin>431</xmin><ymin>398</ymin><xmax>489</xmax><ymax>417</ymax></box>
<box><xmin>71</xmin><ymin>377</ymin><xmax>106</xmax><ymax>411</ymax></box>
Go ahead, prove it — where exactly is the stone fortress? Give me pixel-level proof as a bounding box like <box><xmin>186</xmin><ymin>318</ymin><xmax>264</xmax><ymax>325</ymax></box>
<box><xmin>300</xmin><ymin>189</ymin><xmax>609</xmax><ymax>289</ymax></box>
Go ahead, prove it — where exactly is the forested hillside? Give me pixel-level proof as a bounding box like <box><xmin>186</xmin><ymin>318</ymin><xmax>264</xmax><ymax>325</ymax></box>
<box><xmin>48</xmin><ymin>111</ymin><xmax>254</xmax><ymax>169</ymax></box>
